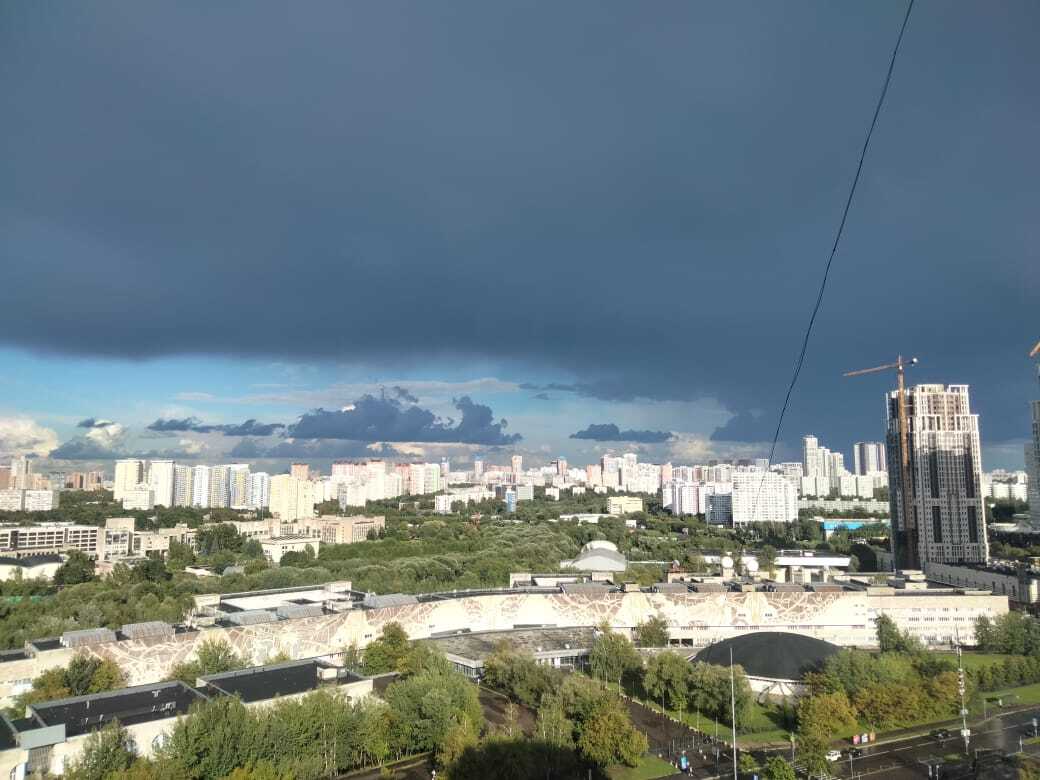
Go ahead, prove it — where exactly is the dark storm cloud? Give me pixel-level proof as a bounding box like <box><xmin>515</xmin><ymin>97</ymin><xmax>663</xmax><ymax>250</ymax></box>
<box><xmin>77</xmin><ymin>418</ymin><xmax>114</xmax><ymax>429</ymax></box>
<box><xmin>570</xmin><ymin>423</ymin><xmax>673</xmax><ymax>444</ymax></box>
<box><xmin>288</xmin><ymin>395</ymin><xmax>520</xmax><ymax>445</ymax></box>
<box><xmin>532</xmin><ymin>393</ymin><xmax>551</xmax><ymax>401</ymax></box>
<box><xmin>147</xmin><ymin>417</ymin><xmax>284</xmax><ymax>436</ymax></box>
<box><xmin>1</xmin><ymin>2</ymin><xmax>1037</xmax><ymax>453</ymax></box>
<box><xmin>710</xmin><ymin>411</ymin><xmax>773</xmax><ymax>443</ymax></box>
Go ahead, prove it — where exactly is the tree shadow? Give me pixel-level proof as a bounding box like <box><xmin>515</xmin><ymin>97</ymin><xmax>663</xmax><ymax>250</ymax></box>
<box><xmin>447</xmin><ymin>738</ymin><xmax>607</xmax><ymax>780</ymax></box>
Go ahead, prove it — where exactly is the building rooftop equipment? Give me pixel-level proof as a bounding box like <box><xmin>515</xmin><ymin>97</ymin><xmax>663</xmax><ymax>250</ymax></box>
<box><xmin>362</xmin><ymin>593</ymin><xmax>419</xmax><ymax>609</ymax></box>
<box><xmin>61</xmin><ymin>628</ymin><xmax>117</xmax><ymax>649</ymax></box>
<box><xmin>275</xmin><ymin>603</ymin><xmax>325</xmax><ymax>620</ymax></box>
<box><xmin>119</xmin><ymin>621</ymin><xmax>174</xmax><ymax>641</ymax></box>
<box><xmin>225</xmin><ymin>609</ymin><xmax>278</xmax><ymax>626</ymax></box>
<box><xmin>559</xmin><ymin>582</ymin><xmax>615</xmax><ymax>595</ymax></box>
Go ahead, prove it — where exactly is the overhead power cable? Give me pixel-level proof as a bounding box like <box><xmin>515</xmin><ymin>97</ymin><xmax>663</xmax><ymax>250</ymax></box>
<box><xmin>752</xmin><ymin>0</ymin><xmax>915</xmax><ymax>517</ymax></box>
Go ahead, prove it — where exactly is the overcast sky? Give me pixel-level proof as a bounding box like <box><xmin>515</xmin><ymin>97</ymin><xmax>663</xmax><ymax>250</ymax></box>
<box><xmin>1</xmin><ymin>1</ymin><xmax>1037</xmax><ymax>472</ymax></box>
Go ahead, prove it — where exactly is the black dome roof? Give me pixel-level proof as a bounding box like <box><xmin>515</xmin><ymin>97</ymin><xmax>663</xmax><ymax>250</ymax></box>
<box><xmin>693</xmin><ymin>632</ymin><xmax>840</xmax><ymax>680</ymax></box>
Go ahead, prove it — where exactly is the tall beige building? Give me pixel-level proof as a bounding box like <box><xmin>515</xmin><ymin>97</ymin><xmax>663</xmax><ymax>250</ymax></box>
<box><xmin>290</xmin><ymin>463</ymin><xmax>310</xmax><ymax>482</ymax></box>
<box><xmin>269</xmin><ymin>475</ymin><xmax>315</xmax><ymax>521</ymax></box>
<box><xmin>113</xmin><ymin>459</ymin><xmax>145</xmax><ymax>502</ymax></box>
<box><xmin>886</xmin><ymin>384</ymin><xmax>988</xmax><ymax>569</ymax></box>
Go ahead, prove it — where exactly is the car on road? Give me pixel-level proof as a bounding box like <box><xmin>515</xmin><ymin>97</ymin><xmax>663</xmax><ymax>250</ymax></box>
<box><xmin>930</xmin><ymin>729</ymin><xmax>951</xmax><ymax>741</ymax></box>
<box><xmin>848</xmin><ymin>747</ymin><xmax>864</xmax><ymax>758</ymax></box>
<box><xmin>826</xmin><ymin>750</ymin><xmax>842</xmax><ymax>762</ymax></box>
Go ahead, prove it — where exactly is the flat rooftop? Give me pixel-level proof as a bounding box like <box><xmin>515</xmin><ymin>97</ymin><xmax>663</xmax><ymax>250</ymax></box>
<box><xmin>31</xmin><ymin>681</ymin><xmax>204</xmax><ymax>737</ymax></box>
<box><xmin>430</xmin><ymin>626</ymin><xmax>597</xmax><ymax>661</ymax></box>
<box><xmin>220</xmin><ymin>587</ymin><xmax>353</xmax><ymax>612</ymax></box>
<box><xmin>201</xmin><ymin>659</ymin><xmax>336</xmax><ymax>702</ymax></box>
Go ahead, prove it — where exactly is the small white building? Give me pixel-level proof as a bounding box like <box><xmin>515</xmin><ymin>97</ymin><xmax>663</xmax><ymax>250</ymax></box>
<box><xmin>560</xmin><ymin>540</ymin><xmax>627</xmax><ymax>573</ymax></box>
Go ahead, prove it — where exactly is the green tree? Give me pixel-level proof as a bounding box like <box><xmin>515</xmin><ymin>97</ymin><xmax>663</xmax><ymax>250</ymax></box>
<box><xmin>875</xmin><ymin>613</ymin><xmax>919</xmax><ymax>653</ymax></box>
<box><xmin>54</xmin><ymin>550</ymin><xmax>96</xmax><ymax>586</ymax></box>
<box><xmin>66</xmin><ymin>721</ymin><xmax>136</xmax><ymax>780</ymax></box>
<box><xmin>738</xmin><ymin>752</ymin><xmax>759</xmax><ymax>776</ymax></box>
<box><xmin>756</xmin><ymin>545</ymin><xmax>779</xmax><ymax>577</ymax></box>
<box><xmin>576</xmin><ymin>701</ymin><xmax>647</xmax><ymax>767</ymax></box>
<box><xmin>170</xmin><ymin>638</ymin><xmax>248</xmax><ymax>684</ymax></box>
<box><xmin>633</xmin><ymin>615</ymin><xmax>669</xmax><ymax>648</ymax></box>
<box><xmin>361</xmin><ymin>622</ymin><xmax>411</xmax><ymax>674</ymax></box>
<box><xmin>589</xmin><ymin>629</ymin><xmax>641</xmax><ymax>690</ymax></box>
<box><xmin>764</xmin><ymin>755</ymin><xmax>797</xmax><ymax>780</ymax></box>
<box><xmin>643</xmin><ymin>652</ymin><xmax>690</xmax><ymax>718</ymax></box>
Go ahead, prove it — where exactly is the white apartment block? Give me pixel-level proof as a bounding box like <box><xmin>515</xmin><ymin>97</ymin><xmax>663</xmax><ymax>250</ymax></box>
<box><xmin>248</xmin><ymin>472</ymin><xmax>271</xmax><ymax>509</ymax></box>
<box><xmin>113</xmin><ymin>459</ymin><xmax>145</xmax><ymax>502</ymax></box>
<box><xmin>228</xmin><ymin>464</ymin><xmax>251</xmax><ymax>509</ymax></box>
<box><xmin>208</xmin><ymin>465</ymin><xmax>231</xmax><ymax>509</ymax></box>
<box><xmin>172</xmin><ymin>465</ymin><xmax>194</xmax><ymax>507</ymax></box>
<box><xmin>148</xmin><ymin>460</ymin><xmax>175</xmax><ymax>508</ymax></box>
<box><xmin>23</xmin><ymin>491</ymin><xmax>60</xmax><ymax>512</ymax></box>
<box><xmin>0</xmin><ymin>491</ymin><xmax>24</xmax><ymax>512</ymax></box>
<box><xmin>887</xmin><ymin>384</ymin><xmax>988</xmax><ymax>568</ymax></box>
<box><xmin>191</xmin><ymin>465</ymin><xmax>211</xmax><ymax>508</ymax></box>
<box><xmin>853</xmin><ymin>442</ymin><xmax>887</xmax><ymax>476</ymax></box>
<box><xmin>731</xmin><ymin>469</ymin><xmax>798</xmax><ymax>525</ymax></box>
<box><xmin>122</xmin><ymin>487</ymin><xmax>155</xmax><ymax>511</ymax></box>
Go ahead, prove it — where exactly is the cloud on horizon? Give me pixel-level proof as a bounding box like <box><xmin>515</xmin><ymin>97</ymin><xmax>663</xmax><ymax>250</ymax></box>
<box><xmin>570</xmin><ymin>423</ymin><xmax>674</xmax><ymax>444</ymax></box>
<box><xmin>147</xmin><ymin>417</ymin><xmax>285</xmax><ymax>436</ymax></box>
<box><xmin>288</xmin><ymin>394</ymin><xmax>520</xmax><ymax>445</ymax></box>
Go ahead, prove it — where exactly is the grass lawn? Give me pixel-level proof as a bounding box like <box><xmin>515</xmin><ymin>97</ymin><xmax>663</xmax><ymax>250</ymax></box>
<box><xmin>608</xmin><ymin>755</ymin><xmax>678</xmax><ymax>780</ymax></box>
<box><xmin>979</xmin><ymin>681</ymin><xmax>1040</xmax><ymax>708</ymax></box>
<box><xmin>934</xmin><ymin>652</ymin><xmax>1009</xmax><ymax>670</ymax></box>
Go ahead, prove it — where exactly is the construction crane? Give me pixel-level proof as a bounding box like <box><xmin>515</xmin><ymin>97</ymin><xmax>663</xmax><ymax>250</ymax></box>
<box><xmin>844</xmin><ymin>356</ymin><xmax>918</xmax><ymax>568</ymax></box>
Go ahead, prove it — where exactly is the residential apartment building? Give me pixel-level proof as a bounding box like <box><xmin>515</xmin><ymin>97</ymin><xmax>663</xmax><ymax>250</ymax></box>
<box><xmin>269</xmin><ymin>475</ymin><xmax>315</xmax><ymax>522</ymax></box>
<box><xmin>853</xmin><ymin>442</ymin><xmax>887</xmax><ymax>476</ymax></box>
<box><xmin>191</xmin><ymin>465</ymin><xmax>211</xmax><ymax>508</ymax></box>
<box><xmin>172</xmin><ymin>465</ymin><xmax>194</xmax><ymax>507</ymax></box>
<box><xmin>731</xmin><ymin>469</ymin><xmax>798</xmax><ymax>525</ymax></box>
<box><xmin>148</xmin><ymin>460</ymin><xmax>175</xmax><ymax>508</ymax></box>
<box><xmin>113</xmin><ymin>460</ymin><xmax>144</xmax><ymax>502</ymax></box>
<box><xmin>887</xmin><ymin>383</ymin><xmax>988</xmax><ymax>569</ymax></box>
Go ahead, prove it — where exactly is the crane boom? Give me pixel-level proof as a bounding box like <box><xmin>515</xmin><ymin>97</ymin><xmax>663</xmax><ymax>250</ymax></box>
<box><xmin>844</xmin><ymin>362</ymin><xmax>901</xmax><ymax>377</ymax></box>
<box><xmin>844</xmin><ymin>354</ymin><xmax>918</xmax><ymax>570</ymax></box>
<box><xmin>1031</xmin><ymin>339</ymin><xmax>1040</xmax><ymax>359</ymax></box>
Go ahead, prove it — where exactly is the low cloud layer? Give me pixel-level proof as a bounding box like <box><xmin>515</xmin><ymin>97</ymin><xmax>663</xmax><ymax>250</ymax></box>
<box><xmin>147</xmin><ymin>417</ymin><xmax>284</xmax><ymax>436</ymax></box>
<box><xmin>288</xmin><ymin>394</ymin><xmax>520</xmax><ymax>445</ymax></box>
<box><xmin>0</xmin><ymin>418</ymin><xmax>59</xmax><ymax>457</ymax></box>
<box><xmin>570</xmin><ymin>423</ymin><xmax>674</xmax><ymax>444</ymax></box>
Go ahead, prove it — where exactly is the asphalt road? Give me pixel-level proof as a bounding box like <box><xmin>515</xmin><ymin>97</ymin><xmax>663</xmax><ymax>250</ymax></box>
<box><xmin>792</xmin><ymin>707</ymin><xmax>1040</xmax><ymax>780</ymax></box>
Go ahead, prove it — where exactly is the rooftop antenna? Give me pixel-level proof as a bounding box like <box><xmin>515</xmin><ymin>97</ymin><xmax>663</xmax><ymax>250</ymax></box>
<box><xmin>844</xmin><ymin>356</ymin><xmax>918</xmax><ymax>569</ymax></box>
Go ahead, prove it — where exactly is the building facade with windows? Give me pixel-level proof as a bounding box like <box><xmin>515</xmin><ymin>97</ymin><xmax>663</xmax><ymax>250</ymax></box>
<box><xmin>887</xmin><ymin>384</ymin><xmax>988</xmax><ymax>569</ymax></box>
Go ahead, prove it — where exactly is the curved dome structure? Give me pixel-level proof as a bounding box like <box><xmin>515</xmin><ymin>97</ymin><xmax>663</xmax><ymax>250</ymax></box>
<box><xmin>694</xmin><ymin>631</ymin><xmax>839</xmax><ymax>683</ymax></box>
